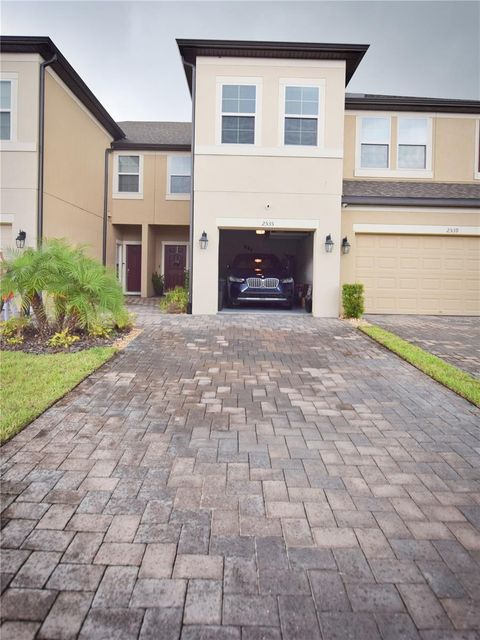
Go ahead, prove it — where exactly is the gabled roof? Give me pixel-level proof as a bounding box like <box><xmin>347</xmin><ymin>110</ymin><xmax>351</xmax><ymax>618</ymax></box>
<box><xmin>0</xmin><ymin>36</ymin><xmax>125</xmax><ymax>140</ymax></box>
<box><xmin>345</xmin><ymin>93</ymin><xmax>480</xmax><ymax>114</ymax></box>
<box><xmin>343</xmin><ymin>180</ymin><xmax>480</xmax><ymax>208</ymax></box>
<box><xmin>177</xmin><ymin>38</ymin><xmax>369</xmax><ymax>92</ymax></box>
<box><xmin>112</xmin><ymin>121</ymin><xmax>191</xmax><ymax>150</ymax></box>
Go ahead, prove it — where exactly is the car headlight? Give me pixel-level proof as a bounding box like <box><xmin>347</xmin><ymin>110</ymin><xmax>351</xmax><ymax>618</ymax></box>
<box><xmin>228</xmin><ymin>276</ymin><xmax>245</xmax><ymax>283</ymax></box>
<box><xmin>280</xmin><ymin>277</ymin><xmax>294</xmax><ymax>284</ymax></box>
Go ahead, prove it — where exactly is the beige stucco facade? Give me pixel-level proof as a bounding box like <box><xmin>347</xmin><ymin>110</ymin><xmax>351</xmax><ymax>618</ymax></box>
<box><xmin>0</xmin><ymin>53</ymin><xmax>41</xmax><ymax>254</ymax></box>
<box><xmin>192</xmin><ymin>57</ymin><xmax>347</xmax><ymax>316</ymax></box>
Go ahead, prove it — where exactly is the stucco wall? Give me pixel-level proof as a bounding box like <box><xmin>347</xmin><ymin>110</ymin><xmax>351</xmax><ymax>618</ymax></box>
<box><xmin>344</xmin><ymin>113</ymin><xmax>479</xmax><ymax>182</ymax></box>
<box><xmin>43</xmin><ymin>68</ymin><xmax>112</xmax><ymax>260</ymax></box>
<box><xmin>0</xmin><ymin>54</ymin><xmax>40</xmax><ymax>251</ymax></box>
<box><xmin>192</xmin><ymin>56</ymin><xmax>347</xmax><ymax>317</ymax></box>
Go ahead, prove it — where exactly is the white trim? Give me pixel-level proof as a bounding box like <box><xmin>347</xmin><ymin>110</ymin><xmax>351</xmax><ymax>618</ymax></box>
<box><xmin>344</xmin><ymin>205</ymin><xmax>480</xmax><ymax>214</ymax></box>
<box><xmin>346</xmin><ymin>109</ymin><xmax>480</xmax><ymax>120</ymax></box>
<box><xmin>353</xmin><ymin>223</ymin><xmax>480</xmax><ymax>236</ymax></box>
<box><xmin>0</xmin><ymin>53</ymin><xmax>42</xmax><ymax>63</ymax></box>
<box><xmin>216</xmin><ymin>217</ymin><xmax>319</xmax><ymax>231</ymax></box>
<box><xmin>215</xmin><ymin>77</ymin><xmax>262</xmax><ymax>147</ymax></box>
<box><xmin>195</xmin><ymin>145</ymin><xmax>343</xmax><ymax>158</ymax></box>
<box><xmin>0</xmin><ymin>214</ymin><xmax>14</xmax><ymax>223</ymax></box>
<box><xmin>46</xmin><ymin>67</ymin><xmax>113</xmax><ymax>141</ymax></box>
<box><xmin>113</xmin><ymin>153</ymin><xmax>144</xmax><ymax>199</ymax></box>
<box><xmin>0</xmin><ymin>74</ymin><xmax>18</xmax><ymax>143</ymax></box>
<box><xmin>166</xmin><ymin>153</ymin><xmax>191</xmax><ymax>200</ymax></box>
<box><xmin>0</xmin><ymin>142</ymin><xmax>36</xmax><ymax>152</ymax></box>
<box><xmin>118</xmin><ymin>240</ymin><xmax>142</xmax><ymax>295</ymax></box>
<box><xmin>278</xmin><ymin>78</ymin><xmax>326</xmax><ymax>150</ymax></box>
<box><xmin>354</xmin><ymin>168</ymin><xmax>434</xmax><ymax>179</ymax></box>
<box><xmin>199</xmin><ymin>57</ymin><xmax>345</xmax><ymax>69</ymax></box>
<box><xmin>161</xmin><ymin>241</ymin><xmax>190</xmax><ymax>278</ymax></box>
<box><xmin>474</xmin><ymin>119</ymin><xmax>480</xmax><ymax>180</ymax></box>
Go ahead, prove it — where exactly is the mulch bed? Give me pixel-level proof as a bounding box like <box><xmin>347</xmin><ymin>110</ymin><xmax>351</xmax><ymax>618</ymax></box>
<box><xmin>0</xmin><ymin>325</ymin><xmax>126</xmax><ymax>355</ymax></box>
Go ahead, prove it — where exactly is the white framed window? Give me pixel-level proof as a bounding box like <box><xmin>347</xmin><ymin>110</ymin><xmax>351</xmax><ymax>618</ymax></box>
<box><xmin>167</xmin><ymin>155</ymin><xmax>191</xmax><ymax>198</ymax></box>
<box><xmin>0</xmin><ymin>75</ymin><xmax>17</xmax><ymax>143</ymax></box>
<box><xmin>283</xmin><ymin>86</ymin><xmax>319</xmax><ymax>146</ymax></box>
<box><xmin>475</xmin><ymin>120</ymin><xmax>480</xmax><ymax>180</ymax></box>
<box><xmin>113</xmin><ymin>154</ymin><xmax>143</xmax><ymax>199</ymax></box>
<box><xmin>221</xmin><ymin>84</ymin><xmax>256</xmax><ymax>144</ymax></box>
<box><xmin>397</xmin><ymin>117</ymin><xmax>428</xmax><ymax>169</ymax></box>
<box><xmin>215</xmin><ymin>77</ymin><xmax>262</xmax><ymax>147</ymax></box>
<box><xmin>359</xmin><ymin>117</ymin><xmax>391</xmax><ymax>168</ymax></box>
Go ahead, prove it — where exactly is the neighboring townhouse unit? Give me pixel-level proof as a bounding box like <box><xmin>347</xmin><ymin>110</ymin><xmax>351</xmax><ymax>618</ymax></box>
<box><xmin>106</xmin><ymin>121</ymin><xmax>191</xmax><ymax>297</ymax></box>
<box><xmin>0</xmin><ymin>36</ymin><xmax>124</xmax><ymax>259</ymax></box>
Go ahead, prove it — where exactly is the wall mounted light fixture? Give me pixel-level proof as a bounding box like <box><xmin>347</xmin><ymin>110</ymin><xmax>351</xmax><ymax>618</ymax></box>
<box><xmin>341</xmin><ymin>237</ymin><xmax>351</xmax><ymax>254</ymax></box>
<box><xmin>199</xmin><ymin>231</ymin><xmax>208</xmax><ymax>250</ymax></box>
<box><xmin>16</xmin><ymin>230</ymin><xmax>26</xmax><ymax>249</ymax></box>
<box><xmin>325</xmin><ymin>234</ymin><xmax>334</xmax><ymax>253</ymax></box>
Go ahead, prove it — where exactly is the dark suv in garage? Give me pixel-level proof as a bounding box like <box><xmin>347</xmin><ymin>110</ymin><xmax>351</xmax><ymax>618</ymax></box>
<box><xmin>226</xmin><ymin>253</ymin><xmax>294</xmax><ymax>308</ymax></box>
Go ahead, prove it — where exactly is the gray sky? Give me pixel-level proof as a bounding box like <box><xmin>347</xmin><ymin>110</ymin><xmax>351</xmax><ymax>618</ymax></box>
<box><xmin>2</xmin><ymin>1</ymin><xmax>479</xmax><ymax>122</ymax></box>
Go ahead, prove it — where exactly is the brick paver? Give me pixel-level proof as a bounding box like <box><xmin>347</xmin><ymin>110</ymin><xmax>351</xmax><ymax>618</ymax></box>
<box><xmin>1</xmin><ymin>305</ymin><xmax>480</xmax><ymax>638</ymax></box>
<box><xmin>366</xmin><ymin>314</ymin><xmax>480</xmax><ymax>378</ymax></box>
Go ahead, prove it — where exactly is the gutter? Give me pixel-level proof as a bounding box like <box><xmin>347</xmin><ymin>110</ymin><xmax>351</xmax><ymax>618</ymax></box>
<box><xmin>342</xmin><ymin>196</ymin><xmax>480</xmax><ymax>208</ymax></box>
<box><xmin>37</xmin><ymin>52</ymin><xmax>57</xmax><ymax>246</ymax></box>
<box><xmin>102</xmin><ymin>147</ymin><xmax>113</xmax><ymax>265</ymax></box>
<box><xmin>182</xmin><ymin>57</ymin><xmax>196</xmax><ymax>315</ymax></box>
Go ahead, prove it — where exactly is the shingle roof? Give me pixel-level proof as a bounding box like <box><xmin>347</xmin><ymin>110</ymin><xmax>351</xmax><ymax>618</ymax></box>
<box><xmin>345</xmin><ymin>93</ymin><xmax>480</xmax><ymax>114</ymax></box>
<box><xmin>343</xmin><ymin>180</ymin><xmax>480</xmax><ymax>207</ymax></box>
<box><xmin>112</xmin><ymin>121</ymin><xmax>191</xmax><ymax>149</ymax></box>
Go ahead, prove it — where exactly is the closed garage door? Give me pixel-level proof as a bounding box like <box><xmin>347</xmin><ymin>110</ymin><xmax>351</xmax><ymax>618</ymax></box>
<box><xmin>0</xmin><ymin>224</ymin><xmax>13</xmax><ymax>254</ymax></box>
<box><xmin>355</xmin><ymin>234</ymin><xmax>480</xmax><ymax>315</ymax></box>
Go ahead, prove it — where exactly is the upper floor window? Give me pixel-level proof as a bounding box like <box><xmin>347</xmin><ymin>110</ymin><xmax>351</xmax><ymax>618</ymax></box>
<box><xmin>284</xmin><ymin>86</ymin><xmax>319</xmax><ymax>146</ymax></box>
<box><xmin>118</xmin><ymin>155</ymin><xmax>140</xmax><ymax>192</ymax></box>
<box><xmin>360</xmin><ymin>117</ymin><xmax>390</xmax><ymax>168</ymax></box>
<box><xmin>0</xmin><ymin>80</ymin><xmax>12</xmax><ymax>141</ymax></box>
<box><xmin>221</xmin><ymin>84</ymin><xmax>256</xmax><ymax>144</ymax></box>
<box><xmin>168</xmin><ymin>156</ymin><xmax>191</xmax><ymax>195</ymax></box>
<box><xmin>113</xmin><ymin>154</ymin><xmax>143</xmax><ymax>199</ymax></box>
<box><xmin>398</xmin><ymin>118</ymin><xmax>428</xmax><ymax>169</ymax></box>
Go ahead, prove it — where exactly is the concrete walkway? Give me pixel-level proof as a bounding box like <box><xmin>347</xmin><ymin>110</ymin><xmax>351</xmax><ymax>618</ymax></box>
<box><xmin>1</xmin><ymin>308</ymin><xmax>480</xmax><ymax>639</ymax></box>
<box><xmin>366</xmin><ymin>315</ymin><xmax>480</xmax><ymax>378</ymax></box>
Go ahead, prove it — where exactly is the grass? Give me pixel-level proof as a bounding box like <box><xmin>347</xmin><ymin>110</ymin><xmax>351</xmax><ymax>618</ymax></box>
<box><xmin>359</xmin><ymin>324</ymin><xmax>480</xmax><ymax>408</ymax></box>
<box><xmin>0</xmin><ymin>347</ymin><xmax>115</xmax><ymax>444</ymax></box>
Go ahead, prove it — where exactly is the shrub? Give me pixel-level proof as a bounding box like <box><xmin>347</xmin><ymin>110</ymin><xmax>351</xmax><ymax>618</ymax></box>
<box><xmin>88</xmin><ymin>323</ymin><xmax>112</xmax><ymax>339</ymax></box>
<box><xmin>184</xmin><ymin>269</ymin><xmax>190</xmax><ymax>291</ymax></box>
<box><xmin>152</xmin><ymin>271</ymin><xmax>165</xmax><ymax>296</ymax></box>
<box><xmin>159</xmin><ymin>287</ymin><xmax>188</xmax><ymax>314</ymax></box>
<box><xmin>342</xmin><ymin>283</ymin><xmax>365</xmax><ymax>319</ymax></box>
<box><xmin>47</xmin><ymin>329</ymin><xmax>80</xmax><ymax>349</ymax></box>
<box><xmin>113</xmin><ymin>310</ymin><xmax>135</xmax><ymax>331</ymax></box>
<box><xmin>0</xmin><ymin>317</ymin><xmax>30</xmax><ymax>340</ymax></box>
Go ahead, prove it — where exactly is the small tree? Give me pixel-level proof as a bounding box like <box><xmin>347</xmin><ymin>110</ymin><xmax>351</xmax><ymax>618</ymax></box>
<box><xmin>342</xmin><ymin>283</ymin><xmax>365</xmax><ymax>319</ymax></box>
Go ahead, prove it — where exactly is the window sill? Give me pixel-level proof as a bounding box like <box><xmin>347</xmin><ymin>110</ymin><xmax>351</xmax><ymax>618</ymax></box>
<box><xmin>166</xmin><ymin>194</ymin><xmax>191</xmax><ymax>201</ymax></box>
<box><xmin>354</xmin><ymin>168</ymin><xmax>433</xmax><ymax>179</ymax></box>
<box><xmin>112</xmin><ymin>192</ymin><xmax>144</xmax><ymax>200</ymax></box>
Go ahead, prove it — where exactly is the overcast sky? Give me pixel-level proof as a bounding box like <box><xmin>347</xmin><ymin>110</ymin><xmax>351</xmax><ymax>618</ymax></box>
<box><xmin>2</xmin><ymin>1</ymin><xmax>479</xmax><ymax>122</ymax></box>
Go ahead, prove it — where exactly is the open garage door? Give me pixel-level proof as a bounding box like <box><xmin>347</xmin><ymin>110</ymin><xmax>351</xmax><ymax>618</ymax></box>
<box><xmin>218</xmin><ymin>229</ymin><xmax>314</xmax><ymax>312</ymax></box>
<box><xmin>355</xmin><ymin>233</ymin><xmax>480</xmax><ymax>315</ymax></box>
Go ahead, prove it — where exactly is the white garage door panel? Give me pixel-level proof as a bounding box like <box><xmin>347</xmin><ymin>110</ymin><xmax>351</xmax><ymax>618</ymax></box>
<box><xmin>355</xmin><ymin>234</ymin><xmax>480</xmax><ymax>315</ymax></box>
<box><xmin>0</xmin><ymin>224</ymin><xmax>13</xmax><ymax>253</ymax></box>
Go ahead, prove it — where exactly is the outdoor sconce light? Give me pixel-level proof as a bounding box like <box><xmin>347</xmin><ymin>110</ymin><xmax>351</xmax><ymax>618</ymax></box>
<box><xmin>199</xmin><ymin>231</ymin><xmax>208</xmax><ymax>250</ymax></box>
<box><xmin>324</xmin><ymin>234</ymin><xmax>334</xmax><ymax>253</ymax></box>
<box><xmin>341</xmin><ymin>237</ymin><xmax>351</xmax><ymax>254</ymax></box>
<box><xmin>16</xmin><ymin>230</ymin><xmax>26</xmax><ymax>249</ymax></box>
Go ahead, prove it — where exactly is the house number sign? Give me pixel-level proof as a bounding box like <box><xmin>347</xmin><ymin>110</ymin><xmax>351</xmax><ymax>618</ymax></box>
<box><xmin>261</xmin><ymin>220</ymin><xmax>275</xmax><ymax>227</ymax></box>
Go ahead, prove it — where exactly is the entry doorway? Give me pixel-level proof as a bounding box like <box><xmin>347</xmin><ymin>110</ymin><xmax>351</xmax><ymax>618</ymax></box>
<box><xmin>162</xmin><ymin>243</ymin><xmax>188</xmax><ymax>291</ymax></box>
<box><xmin>116</xmin><ymin>241</ymin><xmax>142</xmax><ymax>294</ymax></box>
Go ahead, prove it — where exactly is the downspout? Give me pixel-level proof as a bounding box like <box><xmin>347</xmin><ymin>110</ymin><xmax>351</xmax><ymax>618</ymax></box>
<box><xmin>182</xmin><ymin>58</ymin><xmax>196</xmax><ymax>314</ymax></box>
<box><xmin>102</xmin><ymin>147</ymin><xmax>113</xmax><ymax>265</ymax></box>
<box><xmin>37</xmin><ymin>53</ymin><xmax>57</xmax><ymax>247</ymax></box>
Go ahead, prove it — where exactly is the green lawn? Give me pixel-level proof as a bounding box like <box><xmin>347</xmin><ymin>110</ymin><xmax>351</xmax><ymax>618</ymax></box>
<box><xmin>0</xmin><ymin>347</ymin><xmax>115</xmax><ymax>444</ymax></box>
<box><xmin>359</xmin><ymin>324</ymin><xmax>480</xmax><ymax>408</ymax></box>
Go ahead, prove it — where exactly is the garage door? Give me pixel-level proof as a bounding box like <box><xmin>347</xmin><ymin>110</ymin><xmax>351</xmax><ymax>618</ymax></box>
<box><xmin>355</xmin><ymin>234</ymin><xmax>480</xmax><ymax>315</ymax></box>
<box><xmin>0</xmin><ymin>224</ymin><xmax>13</xmax><ymax>254</ymax></box>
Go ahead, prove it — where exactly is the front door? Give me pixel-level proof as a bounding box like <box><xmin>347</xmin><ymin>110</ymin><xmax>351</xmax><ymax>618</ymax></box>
<box><xmin>164</xmin><ymin>245</ymin><xmax>187</xmax><ymax>290</ymax></box>
<box><xmin>126</xmin><ymin>244</ymin><xmax>141</xmax><ymax>293</ymax></box>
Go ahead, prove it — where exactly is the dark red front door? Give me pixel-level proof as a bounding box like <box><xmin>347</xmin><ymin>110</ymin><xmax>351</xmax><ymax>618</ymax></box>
<box><xmin>164</xmin><ymin>245</ymin><xmax>187</xmax><ymax>290</ymax></box>
<box><xmin>126</xmin><ymin>244</ymin><xmax>141</xmax><ymax>292</ymax></box>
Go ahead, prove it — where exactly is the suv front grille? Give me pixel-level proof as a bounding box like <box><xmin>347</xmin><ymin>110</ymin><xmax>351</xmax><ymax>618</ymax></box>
<box><xmin>246</xmin><ymin>277</ymin><xmax>279</xmax><ymax>289</ymax></box>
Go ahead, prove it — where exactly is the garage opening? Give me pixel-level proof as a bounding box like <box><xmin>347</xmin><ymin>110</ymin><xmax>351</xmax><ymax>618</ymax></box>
<box><xmin>218</xmin><ymin>229</ymin><xmax>314</xmax><ymax>312</ymax></box>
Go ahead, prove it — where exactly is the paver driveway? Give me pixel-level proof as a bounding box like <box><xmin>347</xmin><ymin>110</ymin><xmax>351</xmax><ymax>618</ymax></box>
<box><xmin>365</xmin><ymin>315</ymin><xmax>480</xmax><ymax>379</ymax></box>
<box><xmin>1</xmin><ymin>309</ymin><xmax>480</xmax><ymax>640</ymax></box>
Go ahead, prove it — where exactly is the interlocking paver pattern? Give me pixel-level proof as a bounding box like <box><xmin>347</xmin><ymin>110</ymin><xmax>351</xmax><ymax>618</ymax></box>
<box><xmin>1</xmin><ymin>304</ymin><xmax>480</xmax><ymax>638</ymax></box>
<box><xmin>366</xmin><ymin>314</ymin><xmax>480</xmax><ymax>378</ymax></box>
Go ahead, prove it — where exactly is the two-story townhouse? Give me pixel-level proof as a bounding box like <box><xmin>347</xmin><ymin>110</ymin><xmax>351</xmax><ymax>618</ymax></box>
<box><xmin>0</xmin><ymin>36</ymin><xmax>124</xmax><ymax>259</ymax></box>
<box><xmin>175</xmin><ymin>39</ymin><xmax>480</xmax><ymax>317</ymax></box>
<box><xmin>106</xmin><ymin>121</ymin><xmax>191</xmax><ymax>297</ymax></box>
